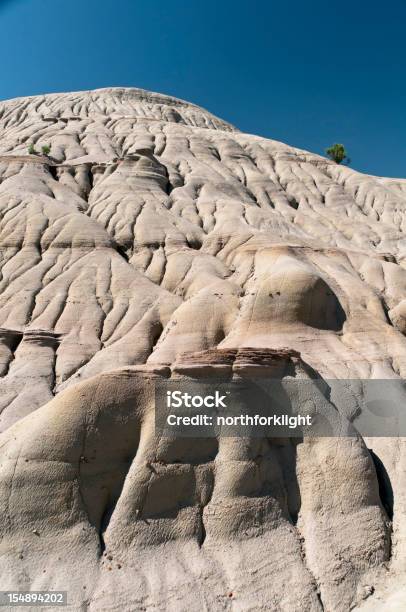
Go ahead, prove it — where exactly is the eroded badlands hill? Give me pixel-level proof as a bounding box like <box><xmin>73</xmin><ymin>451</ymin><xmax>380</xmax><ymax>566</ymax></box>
<box><xmin>0</xmin><ymin>88</ymin><xmax>406</xmax><ymax>610</ymax></box>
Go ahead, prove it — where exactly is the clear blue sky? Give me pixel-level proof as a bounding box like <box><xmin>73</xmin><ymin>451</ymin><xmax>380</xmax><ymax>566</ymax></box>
<box><xmin>0</xmin><ymin>0</ymin><xmax>405</xmax><ymax>177</ymax></box>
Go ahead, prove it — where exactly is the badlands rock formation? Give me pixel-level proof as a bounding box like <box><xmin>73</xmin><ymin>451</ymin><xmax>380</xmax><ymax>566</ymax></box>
<box><xmin>0</xmin><ymin>87</ymin><xmax>405</xmax><ymax>610</ymax></box>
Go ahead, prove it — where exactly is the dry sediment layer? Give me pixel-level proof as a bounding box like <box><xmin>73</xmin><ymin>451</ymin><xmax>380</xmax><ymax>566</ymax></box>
<box><xmin>0</xmin><ymin>88</ymin><xmax>405</xmax><ymax>610</ymax></box>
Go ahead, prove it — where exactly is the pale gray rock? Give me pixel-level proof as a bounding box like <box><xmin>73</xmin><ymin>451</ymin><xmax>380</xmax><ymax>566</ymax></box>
<box><xmin>0</xmin><ymin>87</ymin><xmax>405</xmax><ymax>610</ymax></box>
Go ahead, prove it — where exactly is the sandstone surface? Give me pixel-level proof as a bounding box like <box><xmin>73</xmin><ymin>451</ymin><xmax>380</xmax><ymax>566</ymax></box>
<box><xmin>0</xmin><ymin>88</ymin><xmax>405</xmax><ymax>610</ymax></box>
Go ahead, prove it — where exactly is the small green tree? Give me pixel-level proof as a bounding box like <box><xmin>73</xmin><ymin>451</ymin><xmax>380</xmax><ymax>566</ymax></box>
<box><xmin>41</xmin><ymin>144</ymin><xmax>51</xmax><ymax>156</ymax></box>
<box><xmin>325</xmin><ymin>143</ymin><xmax>350</xmax><ymax>165</ymax></box>
<box><xmin>28</xmin><ymin>143</ymin><xmax>37</xmax><ymax>155</ymax></box>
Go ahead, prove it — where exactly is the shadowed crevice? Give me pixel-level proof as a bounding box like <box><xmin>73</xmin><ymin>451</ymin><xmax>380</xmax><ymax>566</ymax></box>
<box><xmin>369</xmin><ymin>450</ymin><xmax>394</xmax><ymax>521</ymax></box>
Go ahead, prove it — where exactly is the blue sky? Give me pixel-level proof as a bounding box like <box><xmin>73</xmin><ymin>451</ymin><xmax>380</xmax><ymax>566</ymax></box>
<box><xmin>0</xmin><ymin>0</ymin><xmax>405</xmax><ymax>177</ymax></box>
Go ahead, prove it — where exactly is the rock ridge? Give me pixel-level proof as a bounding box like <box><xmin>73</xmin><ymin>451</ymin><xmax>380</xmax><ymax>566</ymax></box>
<box><xmin>0</xmin><ymin>87</ymin><xmax>405</xmax><ymax>610</ymax></box>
